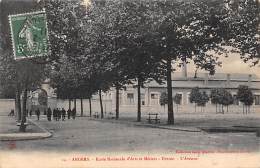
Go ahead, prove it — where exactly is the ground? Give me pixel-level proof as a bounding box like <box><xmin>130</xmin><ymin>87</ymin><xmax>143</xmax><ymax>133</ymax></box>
<box><xmin>1</xmin><ymin>113</ymin><xmax>260</xmax><ymax>153</ymax></box>
<box><xmin>1</xmin><ymin>113</ymin><xmax>260</xmax><ymax>168</ymax></box>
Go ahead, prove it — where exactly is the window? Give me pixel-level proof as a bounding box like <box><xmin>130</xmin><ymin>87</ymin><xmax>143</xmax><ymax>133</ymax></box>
<box><xmin>174</xmin><ymin>93</ymin><xmax>182</xmax><ymax>105</ymax></box>
<box><xmin>233</xmin><ymin>95</ymin><xmax>239</xmax><ymax>105</ymax></box>
<box><xmin>141</xmin><ymin>93</ymin><xmax>145</xmax><ymax>105</ymax></box>
<box><xmin>119</xmin><ymin>93</ymin><xmax>122</xmax><ymax>105</ymax></box>
<box><xmin>187</xmin><ymin>93</ymin><xmax>190</xmax><ymax>104</ymax></box>
<box><xmin>127</xmin><ymin>93</ymin><xmax>134</xmax><ymax>105</ymax></box>
<box><xmin>255</xmin><ymin>95</ymin><xmax>260</xmax><ymax>105</ymax></box>
<box><xmin>150</xmin><ymin>93</ymin><xmax>159</xmax><ymax>105</ymax></box>
<box><xmin>151</xmin><ymin>93</ymin><xmax>159</xmax><ymax>99</ymax></box>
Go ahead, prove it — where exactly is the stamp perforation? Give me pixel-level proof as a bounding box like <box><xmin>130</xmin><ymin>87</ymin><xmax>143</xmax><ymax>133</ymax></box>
<box><xmin>8</xmin><ymin>9</ymin><xmax>50</xmax><ymax>60</ymax></box>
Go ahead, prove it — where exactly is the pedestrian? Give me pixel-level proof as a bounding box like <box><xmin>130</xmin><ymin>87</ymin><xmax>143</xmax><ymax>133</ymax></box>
<box><xmin>72</xmin><ymin>108</ymin><xmax>76</xmax><ymax>120</ymax></box>
<box><xmin>61</xmin><ymin>108</ymin><xmax>66</xmax><ymax>121</ymax></box>
<box><xmin>57</xmin><ymin>108</ymin><xmax>61</xmax><ymax>121</ymax></box>
<box><xmin>8</xmin><ymin>109</ymin><xmax>14</xmax><ymax>116</ymax></box>
<box><xmin>29</xmin><ymin>109</ymin><xmax>32</xmax><ymax>117</ymax></box>
<box><xmin>54</xmin><ymin>108</ymin><xmax>58</xmax><ymax>121</ymax></box>
<box><xmin>36</xmin><ymin>108</ymin><xmax>40</xmax><ymax>120</ymax></box>
<box><xmin>47</xmin><ymin>107</ymin><xmax>52</xmax><ymax>121</ymax></box>
<box><xmin>67</xmin><ymin>108</ymin><xmax>71</xmax><ymax>119</ymax></box>
<box><xmin>26</xmin><ymin>109</ymin><xmax>29</xmax><ymax>117</ymax></box>
<box><xmin>52</xmin><ymin>108</ymin><xmax>56</xmax><ymax>121</ymax></box>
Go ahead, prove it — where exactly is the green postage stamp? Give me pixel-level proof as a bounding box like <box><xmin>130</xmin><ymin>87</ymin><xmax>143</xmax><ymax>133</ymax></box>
<box><xmin>9</xmin><ymin>11</ymin><xmax>49</xmax><ymax>59</ymax></box>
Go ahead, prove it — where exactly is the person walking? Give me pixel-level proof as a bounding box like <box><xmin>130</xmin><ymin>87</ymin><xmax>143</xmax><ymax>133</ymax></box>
<box><xmin>72</xmin><ymin>108</ymin><xmax>76</xmax><ymax>120</ymax></box>
<box><xmin>8</xmin><ymin>109</ymin><xmax>14</xmax><ymax>116</ymax></box>
<box><xmin>53</xmin><ymin>108</ymin><xmax>57</xmax><ymax>121</ymax></box>
<box><xmin>47</xmin><ymin>107</ymin><xmax>52</xmax><ymax>121</ymax></box>
<box><xmin>67</xmin><ymin>108</ymin><xmax>71</xmax><ymax>120</ymax></box>
<box><xmin>36</xmin><ymin>108</ymin><xmax>40</xmax><ymax>121</ymax></box>
<box><xmin>61</xmin><ymin>108</ymin><xmax>66</xmax><ymax>121</ymax></box>
<box><xmin>55</xmin><ymin>108</ymin><xmax>59</xmax><ymax>121</ymax></box>
<box><xmin>57</xmin><ymin>108</ymin><xmax>61</xmax><ymax>121</ymax></box>
<box><xmin>29</xmin><ymin>109</ymin><xmax>32</xmax><ymax>117</ymax></box>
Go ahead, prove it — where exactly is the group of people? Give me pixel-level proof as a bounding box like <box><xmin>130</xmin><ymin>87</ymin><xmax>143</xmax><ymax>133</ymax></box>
<box><xmin>8</xmin><ymin>107</ymin><xmax>77</xmax><ymax>121</ymax></box>
<box><xmin>46</xmin><ymin>107</ymin><xmax>76</xmax><ymax>121</ymax></box>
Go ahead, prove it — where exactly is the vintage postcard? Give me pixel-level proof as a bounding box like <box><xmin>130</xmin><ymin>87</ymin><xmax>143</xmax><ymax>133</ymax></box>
<box><xmin>0</xmin><ymin>0</ymin><xmax>259</xmax><ymax>167</ymax></box>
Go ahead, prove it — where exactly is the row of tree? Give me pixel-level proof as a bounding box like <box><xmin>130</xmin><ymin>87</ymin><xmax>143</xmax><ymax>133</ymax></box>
<box><xmin>0</xmin><ymin>0</ymin><xmax>259</xmax><ymax>128</ymax></box>
<box><xmin>160</xmin><ymin>92</ymin><xmax>182</xmax><ymax>112</ymax></box>
<box><xmin>46</xmin><ymin>0</ymin><xmax>259</xmax><ymax>124</ymax></box>
<box><xmin>190</xmin><ymin>85</ymin><xmax>254</xmax><ymax>114</ymax></box>
<box><xmin>160</xmin><ymin>85</ymin><xmax>254</xmax><ymax>114</ymax></box>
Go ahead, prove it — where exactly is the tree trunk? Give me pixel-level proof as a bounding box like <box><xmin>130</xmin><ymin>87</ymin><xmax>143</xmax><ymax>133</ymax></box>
<box><xmin>243</xmin><ymin>104</ymin><xmax>245</xmax><ymax>114</ymax></box>
<box><xmin>195</xmin><ymin>104</ymin><xmax>196</xmax><ymax>113</ymax></box>
<box><xmin>227</xmin><ymin>105</ymin><xmax>229</xmax><ymax>113</ymax></box>
<box><xmin>137</xmin><ymin>77</ymin><xmax>141</xmax><ymax>122</ymax></box>
<box><xmin>99</xmin><ymin>89</ymin><xmax>104</xmax><ymax>118</ymax></box>
<box><xmin>115</xmin><ymin>85</ymin><xmax>119</xmax><ymax>120</ymax></box>
<box><xmin>69</xmin><ymin>99</ymin><xmax>71</xmax><ymax>110</ymax></box>
<box><xmin>194</xmin><ymin>68</ymin><xmax>198</xmax><ymax>78</ymax></box>
<box><xmin>80</xmin><ymin>98</ymin><xmax>83</xmax><ymax>117</ymax></box>
<box><xmin>167</xmin><ymin>56</ymin><xmax>174</xmax><ymax>125</ymax></box>
<box><xmin>89</xmin><ymin>97</ymin><xmax>92</xmax><ymax>117</ymax></box>
<box><xmin>222</xmin><ymin>104</ymin><xmax>224</xmax><ymax>114</ymax></box>
<box><xmin>74</xmin><ymin>99</ymin><xmax>76</xmax><ymax>111</ymax></box>
<box><xmin>20</xmin><ymin>88</ymin><xmax>27</xmax><ymax>132</ymax></box>
<box><xmin>15</xmin><ymin>89</ymin><xmax>21</xmax><ymax>121</ymax></box>
<box><xmin>215</xmin><ymin>104</ymin><xmax>217</xmax><ymax>114</ymax></box>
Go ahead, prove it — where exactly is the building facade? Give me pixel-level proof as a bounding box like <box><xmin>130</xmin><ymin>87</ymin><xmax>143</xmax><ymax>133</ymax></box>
<box><xmin>1</xmin><ymin>71</ymin><xmax>260</xmax><ymax>116</ymax></box>
<box><xmin>107</xmin><ymin>72</ymin><xmax>260</xmax><ymax>116</ymax></box>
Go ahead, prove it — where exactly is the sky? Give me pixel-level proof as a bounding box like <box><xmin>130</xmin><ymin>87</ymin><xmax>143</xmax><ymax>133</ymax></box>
<box><xmin>217</xmin><ymin>54</ymin><xmax>259</xmax><ymax>76</ymax></box>
<box><xmin>180</xmin><ymin>53</ymin><xmax>260</xmax><ymax>77</ymax></box>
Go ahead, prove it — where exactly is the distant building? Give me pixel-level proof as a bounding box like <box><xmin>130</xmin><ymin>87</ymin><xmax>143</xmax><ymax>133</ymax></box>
<box><xmin>31</xmin><ymin>70</ymin><xmax>260</xmax><ymax>116</ymax></box>
<box><xmin>107</xmin><ymin>71</ymin><xmax>260</xmax><ymax>115</ymax></box>
<box><xmin>2</xmin><ymin>62</ymin><xmax>260</xmax><ymax>115</ymax></box>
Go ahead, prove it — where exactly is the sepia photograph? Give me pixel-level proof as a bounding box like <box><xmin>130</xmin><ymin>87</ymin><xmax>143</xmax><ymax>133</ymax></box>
<box><xmin>0</xmin><ymin>0</ymin><xmax>259</xmax><ymax>167</ymax></box>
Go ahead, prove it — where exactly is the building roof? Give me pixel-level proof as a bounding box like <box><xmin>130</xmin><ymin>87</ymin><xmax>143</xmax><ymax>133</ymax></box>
<box><xmin>145</xmin><ymin>72</ymin><xmax>260</xmax><ymax>90</ymax></box>
<box><xmin>171</xmin><ymin>72</ymin><xmax>259</xmax><ymax>81</ymax></box>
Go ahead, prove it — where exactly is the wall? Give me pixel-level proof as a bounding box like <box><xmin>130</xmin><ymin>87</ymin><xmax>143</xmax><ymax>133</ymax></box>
<box><xmin>0</xmin><ymin>99</ymin><xmax>15</xmax><ymax>115</ymax></box>
<box><xmin>106</xmin><ymin>87</ymin><xmax>260</xmax><ymax>118</ymax></box>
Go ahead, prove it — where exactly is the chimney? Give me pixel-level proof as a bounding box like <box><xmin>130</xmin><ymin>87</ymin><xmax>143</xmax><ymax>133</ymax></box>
<box><xmin>248</xmin><ymin>74</ymin><xmax>252</xmax><ymax>86</ymax></box>
<box><xmin>226</xmin><ymin>74</ymin><xmax>231</xmax><ymax>86</ymax></box>
<box><xmin>204</xmin><ymin>73</ymin><xmax>208</xmax><ymax>85</ymax></box>
<box><xmin>182</xmin><ymin>60</ymin><xmax>187</xmax><ymax>78</ymax></box>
